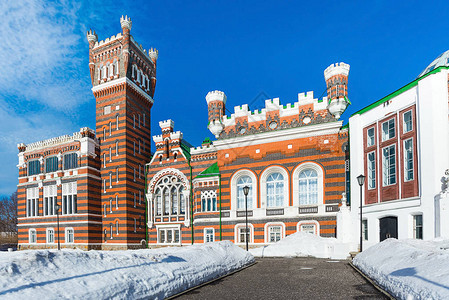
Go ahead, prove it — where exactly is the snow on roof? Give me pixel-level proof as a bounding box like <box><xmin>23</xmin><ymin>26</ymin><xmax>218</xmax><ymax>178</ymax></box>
<box><xmin>418</xmin><ymin>49</ymin><xmax>449</xmax><ymax>78</ymax></box>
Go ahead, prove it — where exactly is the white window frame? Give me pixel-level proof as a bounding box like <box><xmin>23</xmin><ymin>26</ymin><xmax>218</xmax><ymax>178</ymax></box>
<box><xmin>46</xmin><ymin>228</ymin><xmax>55</xmax><ymax>244</ymax></box>
<box><xmin>65</xmin><ymin>228</ymin><xmax>74</xmax><ymax>244</ymax></box>
<box><xmin>260</xmin><ymin>166</ymin><xmax>288</xmax><ymax>208</ymax></box>
<box><xmin>115</xmin><ymin>140</ymin><xmax>119</xmax><ymax>156</ymax></box>
<box><xmin>297</xmin><ymin>220</ymin><xmax>320</xmax><ymax>235</ymax></box>
<box><xmin>403</xmin><ymin>110</ymin><xmax>413</xmax><ymax>133</ymax></box>
<box><xmin>367</xmin><ymin>151</ymin><xmax>376</xmax><ymax>189</ymax></box>
<box><xmin>43</xmin><ymin>185</ymin><xmax>56</xmax><ymax>216</ymax></box>
<box><xmin>264</xmin><ymin>222</ymin><xmax>285</xmax><ymax>243</ymax></box>
<box><xmin>26</xmin><ymin>187</ymin><xmax>39</xmax><ymax>217</ymax></box>
<box><xmin>404</xmin><ymin>138</ymin><xmax>414</xmax><ymax>182</ymax></box>
<box><xmin>292</xmin><ymin>163</ymin><xmax>324</xmax><ymax>207</ymax></box>
<box><xmin>413</xmin><ymin>214</ymin><xmax>423</xmax><ymax>239</ymax></box>
<box><xmin>204</xmin><ymin>228</ymin><xmax>215</xmax><ymax>243</ymax></box>
<box><xmin>61</xmin><ymin>182</ymin><xmax>77</xmax><ymax>215</ymax></box>
<box><xmin>156</xmin><ymin>224</ymin><xmax>181</xmax><ymax>245</ymax></box>
<box><xmin>231</xmin><ymin>169</ymin><xmax>257</xmax><ymax>211</ymax></box>
<box><xmin>362</xmin><ymin>219</ymin><xmax>368</xmax><ymax>241</ymax></box>
<box><xmin>29</xmin><ymin>228</ymin><xmax>37</xmax><ymax>244</ymax></box>
<box><xmin>382</xmin><ymin>144</ymin><xmax>396</xmax><ymax>186</ymax></box>
<box><xmin>381</xmin><ymin>118</ymin><xmax>396</xmax><ymax>141</ymax></box>
<box><xmin>235</xmin><ymin>223</ymin><xmax>254</xmax><ymax>244</ymax></box>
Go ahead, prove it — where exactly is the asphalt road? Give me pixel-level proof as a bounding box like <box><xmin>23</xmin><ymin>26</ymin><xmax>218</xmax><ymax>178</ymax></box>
<box><xmin>175</xmin><ymin>258</ymin><xmax>388</xmax><ymax>300</ymax></box>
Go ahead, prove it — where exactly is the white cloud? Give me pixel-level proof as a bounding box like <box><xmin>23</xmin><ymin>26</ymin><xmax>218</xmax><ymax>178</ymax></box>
<box><xmin>0</xmin><ymin>0</ymin><xmax>91</xmax><ymax>110</ymax></box>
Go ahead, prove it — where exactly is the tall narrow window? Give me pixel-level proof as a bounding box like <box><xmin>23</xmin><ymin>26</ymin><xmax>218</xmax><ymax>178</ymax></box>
<box><xmin>133</xmin><ymin>114</ymin><xmax>136</xmax><ymax>128</ymax></box>
<box><xmin>109</xmin><ymin>122</ymin><xmax>112</xmax><ymax>136</ymax></box>
<box><xmin>116</xmin><ymin>114</ymin><xmax>119</xmax><ymax>130</ymax></box>
<box><xmin>139</xmin><ymin>164</ymin><xmax>141</xmax><ymax>179</ymax></box>
<box><xmin>139</xmin><ymin>140</ymin><xmax>141</xmax><ymax>154</ymax></box>
<box><xmin>382</xmin><ymin>145</ymin><xmax>396</xmax><ymax>186</ymax></box>
<box><xmin>109</xmin><ymin>172</ymin><xmax>112</xmax><ymax>188</ymax></box>
<box><xmin>109</xmin><ymin>147</ymin><xmax>112</xmax><ymax>162</ymax></box>
<box><xmin>43</xmin><ymin>185</ymin><xmax>56</xmax><ymax>216</ymax></box>
<box><xmin>368</xmin><ymin>152</ymin><xmax>376</xmax><ymax>189</ymax></box>
<box><xmin>115</xmin><ymin>195</ymin><xmax>118</xmax><ymax>209</ymax></box>
<box><xmin>164</xmin><ymin>189</ymin><xmax>170</xmax><ymax>215</ymax></box>
<box><xmin>133</xmin><ymin>141</ymin><xmax>136</xmax><ymax>155</ymax></box>
<box><xmin>103</xmin><ymin>127</ymin><xmax>106</xmax><ymax>141</ymax></box>
<box><xmin>138</xmin><ymin>114</ymin><xmax>141</xmax><ymax>128</ymax></box>
<box><xmin>110</xmin><ymin>224</ymin><xmax>113</xmax><ymax>239</ymax></box>
<box><xmin>382</xmin><ymin>119</ymin><xmax>395</xmax><ymax>141</ymax></box>
<box><xmin>139</xmin><ymin>191</ymin><xmax>142</xmax><ymax>205</ymax></box>
<box><xmin>116</xmin><ymin>220</ymin><xmax>119</xmax><ymax>235</ymax></box>
<box><xmin>134</xmin><ymin>218</ymin><xmax>137</xmax><ymax>232</ymax></box>
<box><xmin>103</xmin><ymin>179</ymin><xmax>106</xmax><ymax>193</ymax></box>
<box><xmin>299</xmin><ymin>169</ymin><xmax>318</xmax><ymax>205</ymax></box>
<box><xmin>266</xmin><ymin>173</ymin><xmax>284</xmax><ymax>207</ymax></box>
<box><xmin>413</xmin><ymin>215</ymin><xmax>423</xmax><ymax>239</ymax></box>
<box><xmin>367</xmin><ymin>127</ymin><xmax>375</xmax><ymax>147</ymax></box>
<box><xmin>172</xmin><ymin>187</ymin><xmax>178</xmax><ymax>214</ymax></box>
<box><xmin>116</xmin><ymin>168</ymin><xmax>119</xmax><ymax>183</ymax></box>
<box><xmin>29</xmin><ymin>229</ymin><xmax>37</xmax><ymax>243</ymax></box>
<box><xmin>103</xmin><ymin>153</ymin><xmax>106</xmax><ymax>168</ymax></box>
<box><xmin>65</xmin><ymin>228</ymin><xmax>74</xmax><ymax>243</ymax></box>
<box><xmin>404</xmin><ymin>139</ymin><xmax>414</xmax><ymax>181</ymax></box>
<box><xmin>46</xmin><ymin>228</ymin><xmax>55</xmax><ymax>244</ymax></box>
<box><xmin>26</xmin><ymin>187</ymin><xmax>39</xmax><ymax>217</ymax></box>
<box><xmin>134</xmin><ymin>192</ymin><xmax>136</xmax><ymax>207</ymax></box>
<box><xmin>403</xmin><ymin>111</ymin><xmax>413</xmax><ymax>133</ymax></box>
<box><xmin>133</xmin><ymin>168</ymin><xmax>136</xmax><ymax>182</ymax></box>
<box><xmin>143</xmin><ymin>113</ymin><xmax>146</xmax><ymax>127</ymax></box>
<box><xmin>156</xmin><ymin>189</ymin><xmax>162</xmax><ymax>215</ymax></box>
<box><xmin>237</xmin><ymin>176</ymin><xmax>252</xmax><ymax>209</ymax></box>
<box><xmin>115</xmin><ymin>140</ymin><xmax>119</xmax><ymax>156</ymax></box>
<box><xmin>109</xmin><ymin>198</ymin><xmax>112</xmax><ymax>213</ymax></box>
<box><xmin>362</xmin><ymin>220</ymin><xmax>368</xmax><ymax>240</ymax></box>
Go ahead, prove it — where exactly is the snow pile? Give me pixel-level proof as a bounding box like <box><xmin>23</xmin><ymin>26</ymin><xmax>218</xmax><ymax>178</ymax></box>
<box><xmin>249</xmin><ymin>232</ymin><xmax>350</xmax><ymax>259</ymax></box>
<box><xmin>353</xmin><ymin>238</ymin><xmax>449</xmax><ymax>300</ymax></box>
<box><xmin>0</xmin><ymin>241</ymin><xmax>254</xmax><ymax>299</ymax></box>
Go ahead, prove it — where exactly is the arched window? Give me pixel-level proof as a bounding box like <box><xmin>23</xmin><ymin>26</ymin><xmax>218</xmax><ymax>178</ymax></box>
<box><xmin>237</xmin><ymin>176</ymin><xmax>252</xmax><ymax>209</ymax></box>
<box><xmin>201</xmin><ymin>190</ymin><xmax>217</xmax><ymax>212</ymax></box>
<box><xmin>299</xmin><ymin>169</ymin><xmax>318</xmax><ymax>205</ymax></box>
<box><xmin>154</xmin><ymin>175</ymin><xmax>186</xmax><ymax>216</ymax></box>
<box><xmin>165</xmin><ymin>140</ymin><xmax>169</xmax><ymax>158</ymax></box>
<box><xmin>266</xmin><ymin>173</ymin><xmax>284</xmax><ymax>207</ymax></box>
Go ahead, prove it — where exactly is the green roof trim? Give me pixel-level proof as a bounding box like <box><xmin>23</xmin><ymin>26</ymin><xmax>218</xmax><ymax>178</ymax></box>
<box><xmin>196</xmin><ymin>162</ymin><xmax>219</xmax><ymax>178</ymax></box>
<box><xmin>341</xmin><ymin>123</ymin><xmax>349</xmax><ymax>130</ymax></box>
<box><xmin>202</xmin><ymin>137</ymin><xmax>211</xmax><ymax>144</ymax></box>
<box><xmin>180</xmin><ymin>141</ymin><xmax>191</xmax><ymax>160</ymax></box>
<box><xmin>352</xmin><ymin>66</ymin><xmax>449</xmax><ymax>116</ymax></box>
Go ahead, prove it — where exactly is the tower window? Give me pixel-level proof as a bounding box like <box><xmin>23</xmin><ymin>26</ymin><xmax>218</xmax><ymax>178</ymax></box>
<box><xmin>115</xmin><ymin>140</ymin><xmax>119</xmax><ymax>156</ymax></box>
<box><xmin>138</xmin><ymin>114</ymin><xmax>141</xmax><ymax>128</ymax></box>
<box><xmin>133</xmin><ymin>115</ymin><xmax>136</xmax><ymax>128</ymax></box>
<box><xmin>109</xmin><ymin>122</ymin><xmax>112</xmax><ymax>136</ymax></box>
<box><xmin>116</xmin><ymin>115</ymin><xmax>119</xmax><ymax>130</ymax></box>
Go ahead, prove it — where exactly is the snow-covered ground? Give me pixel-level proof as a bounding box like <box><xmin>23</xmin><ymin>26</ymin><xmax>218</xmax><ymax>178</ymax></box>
<box><xmin>353</xmin><ymin>238</ymin><xmax>449</xmax><ymax>300</ymax></box>
<box><xmin>0</xmin><ymin>241</ymin><xmax>254</xmax><ymax>299</ymax></box>
<box><xmin>249</xmin><ymin>232</ymin><xmax>351</xmax><ymax>259</ymax></box>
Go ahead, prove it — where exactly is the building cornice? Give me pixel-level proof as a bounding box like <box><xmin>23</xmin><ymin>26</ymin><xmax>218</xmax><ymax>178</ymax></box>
<box><xmin>91</xmin><ymin>77</ymin><xmax>154</xmax><ymax>104</ymax></box>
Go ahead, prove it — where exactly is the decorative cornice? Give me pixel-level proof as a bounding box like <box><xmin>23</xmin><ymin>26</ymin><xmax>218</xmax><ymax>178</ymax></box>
<box><xmin>91</xmin><ymin>77</ymin><xmax>154</xmax><ymax>104</ymax></box>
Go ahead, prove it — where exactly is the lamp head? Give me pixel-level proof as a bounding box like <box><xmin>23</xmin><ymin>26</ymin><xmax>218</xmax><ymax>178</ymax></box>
<box><xmin>357</xmin><ymin>174</ymin><xmax>366</xmax><ymax>186</ymax></box>
<box><xmin>55</xmin><ymin>204</ymin><xmax>60</xmax><ymax>212</ymax></box>
<box><xmin>243</xmin><ymin>185</ymin><xmax>250</xmax><ymax>196</ymax></box>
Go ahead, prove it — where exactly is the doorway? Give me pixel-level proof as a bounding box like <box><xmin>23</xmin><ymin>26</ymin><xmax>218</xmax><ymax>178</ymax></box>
<box><xmin>379</xmin><ymin>216</ymin><xmax>398</xmax><ymax>241</ymax></box>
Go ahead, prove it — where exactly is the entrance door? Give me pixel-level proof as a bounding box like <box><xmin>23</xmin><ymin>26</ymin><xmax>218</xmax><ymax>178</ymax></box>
<box><xmin>379</xmin><ymin>216</ymin><xmax>398</xmax><ymax>241</ymax></box>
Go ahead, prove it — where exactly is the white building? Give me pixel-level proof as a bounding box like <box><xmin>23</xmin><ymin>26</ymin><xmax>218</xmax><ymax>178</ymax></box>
<box><xmin>346</xmin><ymin>51</ymin><xmax>449</xmax><ymax>249</ymax></box>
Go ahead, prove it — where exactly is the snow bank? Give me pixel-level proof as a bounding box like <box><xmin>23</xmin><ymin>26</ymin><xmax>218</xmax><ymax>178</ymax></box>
<box><xmin>0</xmin><ymin>241</ymin><xmax>254</xmax><ymax>299</ymax></box>
<box><xmin>353</xmin><ymin>238</ymin><xmax>449</xmax><ymax>300</ymax></box>
<box><xmin>249</xmin><ymin>232</ymin><xmax>351</xmax><ymax>259</ymax></box>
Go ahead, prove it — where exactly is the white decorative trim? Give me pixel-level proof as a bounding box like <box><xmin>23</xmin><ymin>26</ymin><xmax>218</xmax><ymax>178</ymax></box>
<box><xmin>148</xmin><ymin>168</ymin><xmax>189</xmax><ymax>194</ymax></box>
<box><xmin>91</xmin><ymin>77</ymin><xmax>154</xmax><ymax>104</ymax></box>
<box><xmin>292</xmin><ymin>162</ymin><xmax>325</xmax><ymax>211</ymax></box>
<box><xmin>230</xmin><ymin>169</ymin><xmax>257</xmax><ymax>213</ymax></box>
<box><xmin>214</xmin><ymin>121</ymin><xmax>342</xmax><ymax>150</ymax></box>
<box><xmin>234</xmin><ymin>223</ymin><xmax>254</xmax><ymax>244</ymax></box>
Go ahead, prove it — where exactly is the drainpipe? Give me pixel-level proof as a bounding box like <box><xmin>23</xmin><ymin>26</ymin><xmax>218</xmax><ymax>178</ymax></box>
<box><xmin>189</xmin><ymin>159</ymin><xmax>194</xmax><ymax>244</ymax></box>
<box><xmin>144</xmin><ymin>164</ymin><xmax>149</xmax><ymax>248</ymax></box>
<box><xmin>219</xmin><ymin>173</ymin><xmax>222</xmax><ymax>241</ymax></box>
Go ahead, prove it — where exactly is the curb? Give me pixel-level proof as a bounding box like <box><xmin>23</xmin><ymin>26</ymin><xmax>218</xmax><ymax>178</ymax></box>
<box><xmin>166</xmin><ymin>260</ymin><xmax>257</xmax><ymax>299</ymax></box>
<box><xmin>349</xmin><ymin>261</ymin><xmax>395</xmax><ymax>299</ymax></box>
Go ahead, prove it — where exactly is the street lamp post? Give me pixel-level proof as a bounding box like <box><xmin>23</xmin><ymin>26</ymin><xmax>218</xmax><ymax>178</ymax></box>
<box><xmin>55</xmin><ymin>203</ymin><xmax>61</xmax><ymax>251</ymax></box>
<box><xmin>357</xmin><ymin>174</ymin><xmax>366</xmax><ymax>252</ymax></box>
<box><xmin>243</xmin><ymin>186</ymin><xmax>250</xmax><ymax>251</ymax></box>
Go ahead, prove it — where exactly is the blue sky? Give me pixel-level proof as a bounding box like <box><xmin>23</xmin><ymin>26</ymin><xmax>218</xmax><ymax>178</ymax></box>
<box><xmin>1</xmin><ymin>0</ymin><xmax>449</xmax><ymax>196</ymax></box>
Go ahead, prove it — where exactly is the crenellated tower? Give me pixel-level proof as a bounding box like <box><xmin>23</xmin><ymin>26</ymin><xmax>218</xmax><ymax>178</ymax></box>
<box><xmin>206</xmin><ymin>90</ymin><xmax>227</xmax><ymax>138</ymax></box>
<box><xmin>88</xmin><ymin>16</ymin><xmax>157</xmax><ymax>249</ymax></box>
<box><xmin>324</xmin><ymin>62</ymin><xmax>350</xmax><ymax>119</ymax></box>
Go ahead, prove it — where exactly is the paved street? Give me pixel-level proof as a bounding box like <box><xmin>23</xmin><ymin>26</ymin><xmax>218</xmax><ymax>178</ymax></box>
<box><xmin>175</xmin><ymin>258</ymin><xmax>388</xmax><ymax>300</ymax></box>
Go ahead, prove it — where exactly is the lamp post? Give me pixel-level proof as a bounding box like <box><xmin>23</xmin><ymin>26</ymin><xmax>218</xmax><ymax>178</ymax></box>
<box><xmin>243</xmin><ymin>185</ymin><xmax>250</xmax><ymax>251</ymax></box>
<box><xmin>357</xmin><ymin>174</ymin><xmax>366</xmax><ymax>252</ymax></box>
<box><xmin>55</xmin><ymin>203</ymin><xmax>61</xmax><ymax>251</ymax></box>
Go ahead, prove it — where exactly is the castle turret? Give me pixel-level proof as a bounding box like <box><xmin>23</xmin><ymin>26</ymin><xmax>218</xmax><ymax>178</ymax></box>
<box><xmin>206</xmin><ymin>90</ymin><xmax>227</xmax><ymax>138</ymax></box>
<box><xmin>324</xmin><ymin>62</ymin><xmax>350</xmax><ymax>119</ymax></box>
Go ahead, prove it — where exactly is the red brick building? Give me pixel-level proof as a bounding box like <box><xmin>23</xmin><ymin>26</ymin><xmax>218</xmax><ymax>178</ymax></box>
<box><xmin>146</xmin><ymin>63</ymin><xmax>350</xmax><ymax>247</ymax></box>
<box><xmin>17</xmin><ymin>16</ymin><xmax>156</xmax><ymax>250</ymax></box>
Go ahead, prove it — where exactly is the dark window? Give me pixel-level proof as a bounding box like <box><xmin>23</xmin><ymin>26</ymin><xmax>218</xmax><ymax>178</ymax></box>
<box><xmin>64</xmin><ymin>153</ymin><xmax>78</xmax><ymax>170</ymax></box>
<box><xmin>46</xmin><ymin>157</ymin><xmax>58</xmax><ymax>173</ymax></box>
<box><xmin>28</xmin><ymin>160</ymin><xmax>41</xmax><ymax>176</ymax></box>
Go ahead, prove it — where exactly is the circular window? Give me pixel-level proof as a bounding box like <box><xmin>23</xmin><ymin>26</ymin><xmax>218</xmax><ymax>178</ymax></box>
<box><xmin>302</xmin><ymin>117</ymin><xmax>311</xmax><ymax>124</ymax></box>
<box><xmin>269</xmin><ymin>122</ymin><xmax>278</xmax><ymax>129</ymax></box>
<box><xmin>239</xmin><ymin>127</ymin><xmax>246</xmax><ymax>134</ymax></box>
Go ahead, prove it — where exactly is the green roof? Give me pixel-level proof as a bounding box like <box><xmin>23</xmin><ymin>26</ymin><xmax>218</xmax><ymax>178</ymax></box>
<box><xmin>180</xmin><ymin>140</ymin><xmax>191</xmax><ymax>160</ymax></box>
<box><xmin>196</xmin><ymin>162</ymin><xmax>219</xmax><ymax>178</ymax></box>
<box><xmin>352</xmin><ymin>66</ymin><xmax>449</xmax><ymax>116</ymax></box>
